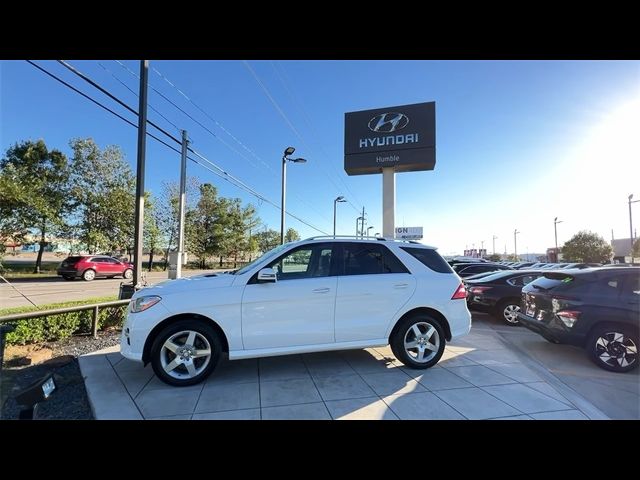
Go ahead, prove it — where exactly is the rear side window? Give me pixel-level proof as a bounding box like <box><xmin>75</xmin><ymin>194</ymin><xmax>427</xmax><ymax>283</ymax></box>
<box><xmin>340</xmin><ymin>243</ymin><xmax>408</xmax><ymax>276</ymax></box>
<box><xmin>401</xmin><ymin>247</ymin><xmax>453</xmax><ymax>273</ymax></box>
<box><xmin>65</xmin><ymin>256</ymin><xmax>83</xmax><ymax>264</ymax></box>
<box><xmin>529</xmin><ymin>274</ymin><xmax>575</xmax><ymax>290</ymax></box>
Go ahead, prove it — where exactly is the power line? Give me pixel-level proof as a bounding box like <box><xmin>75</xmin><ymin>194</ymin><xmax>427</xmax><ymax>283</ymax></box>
<box><xmin>148</xmin><ymin>63</ymin><xmax>276</xmax><ymax>175</ymax></box>
<box><xmin>57</xmin><ymin>59</ymin><xmax>182</xmax><ymax>146</ymax></box>
<box><xmin>26</xmin><ymin>60</ymin><xmax>330</xmax><ymax>236</ymax></box>
<box><xmin>114</xmin><ymin>60</ymin><xmax>263</xmax><ymax>172</ymax></box>
<box><xmin>271</xmin><ymin>60</ymin><xmax>364</xmax><ymax>213</ymax></box>
<box><xmin>97</xmin><ymin>61</ymin><xmax>182</xmax><ymax>133</ymax></box>
<box><xmin>243</xmin><ymin>60</ymin><xmax>364</xmax><ymax>215</ymax></box>
<box><xmin>141</xmin><ymin>61</ymin><xmax>334</xmax><ymax>225</ymax></box>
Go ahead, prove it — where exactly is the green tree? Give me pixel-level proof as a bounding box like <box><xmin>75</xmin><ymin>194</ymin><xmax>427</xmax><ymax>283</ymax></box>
<box><xmin>285</xmin><ymin>227</ymin><xmax>301</xmax><ymax>243</ymax></box>
<box><xmin>157</xmin><ymin>177</ymin><xmax>200</xmax><ymax>270</ymax></box>
<box><xmin>221</xmin><ymin>199</ymin><xmax>260</xmax><ymax>268</ymax></box>
<box><xmin>143</xmin><ymin>192</ymin><xmax>164</xmax><ymax>271</ymax></box>
<box><xmin>487</xmin><ymin>253</ymin><xmax>502</xmax><ymax>262</ymax></box>
<box><xmin>0</xmin><ymin>140</ymin><xmax>72</xmax><ymax>273</ymax></box>
<box><xmin>561</xmin><ymin>230</ymin><xmax>613</xmax><ymax>263</ymax></box>
<box><xmin>186</xmin><ymin>183</ymin><xmax>227</xmax><ymax>269</ymax></box>
<box><xmin>69</xmin><ymin>138</ymin><xmax>136</xmax><ymax>254</ymax></box>
<box><xmin>255</xmin><ymin>228</ymin><xmax>280</xmax><ymax>254</ymax></box>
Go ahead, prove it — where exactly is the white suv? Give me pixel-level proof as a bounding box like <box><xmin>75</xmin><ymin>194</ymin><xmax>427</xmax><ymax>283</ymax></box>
<box><xmin>121</xmin><ymin>237</ymin><xmax>472</xmax><ymax>386</ymax></box>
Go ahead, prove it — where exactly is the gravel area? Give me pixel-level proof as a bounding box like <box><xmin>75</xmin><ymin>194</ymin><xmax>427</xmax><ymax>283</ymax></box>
<box><xmin>48</xmin><ymin>330</ymin><xmax>121</xmax><ymax>357</ymax></box>
<box><xmin>1</xmin><ymin>330</ymin><xmax>121</xmax><ymax>420</ymax></box>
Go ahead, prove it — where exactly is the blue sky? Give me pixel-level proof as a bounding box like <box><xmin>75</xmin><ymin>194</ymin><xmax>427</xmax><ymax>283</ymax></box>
<box><xmin>2</xmin><ymin>60</ymin><xmax>639</xmax><ymax>256</ymax></box>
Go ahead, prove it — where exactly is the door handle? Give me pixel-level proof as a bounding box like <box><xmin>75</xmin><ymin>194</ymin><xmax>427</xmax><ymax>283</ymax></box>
<box><xmin>394</xmin><ymin>283</ymin><xmax>409</xmax><ymax>289</ymax></box>
<box><xmin>312</xmin><ymin>288</ymin><xmax>330</xmax><ymax>293</ymax></box>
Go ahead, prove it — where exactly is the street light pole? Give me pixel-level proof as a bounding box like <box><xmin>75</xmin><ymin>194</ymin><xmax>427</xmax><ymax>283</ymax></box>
<box><xmin>514</xmin><ymin>229</ymin><xmax>520</xmax><ymax>260</ymax></box>
<box><xmin>355</xmin><ymin>216</ymin><xmax>364</xmax><ymax>237</ymax></box>
<box><xmin>333</xmin><ymin>196</ymin><xmax>346</xmax><ymax>237</ymax></box>
<box><xmin>554</xmin><ymin>217</ymin><xmax>563</xmax><ymax>262</ymax></box>
<box><xmin>366</xmin><ymin>226</ymin><xmax>374</xmax><ymax>237</ymax></box>
<box><xmin>492</xmin><ymin>235</ymin><xmax>497</xmax><ymax>255</ymax></box>
<box><xmin>280</xmin><ymin>146</ymin><xmax>307</xmax><ymax>245</ymax></box>
<box><xmin>629</xmin><ymin>194</ymin><xmax>640</xmax><ymax>262</ymax></box>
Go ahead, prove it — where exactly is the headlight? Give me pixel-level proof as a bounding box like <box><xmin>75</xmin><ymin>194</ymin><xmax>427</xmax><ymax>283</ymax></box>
<box><xmin>130</xmin><ymin>295</ymin><xmax>162</xmax><ymax>313</ymax></box>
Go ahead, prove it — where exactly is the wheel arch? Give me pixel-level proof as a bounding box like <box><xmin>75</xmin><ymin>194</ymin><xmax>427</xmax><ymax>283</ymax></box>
<box><xmin>389</xmin><ymin>307</ymin><xmax>452</xmax><ymax>343</ymax></box>
<box><xmin>142</xmin><ymin>313</ymin><xmax>229</xmax><ymax>365</ymax></box>
<box><xmin>583</xmin><ymin>320</ymin><xmax>639</xmax><ymax>348</ymax></box>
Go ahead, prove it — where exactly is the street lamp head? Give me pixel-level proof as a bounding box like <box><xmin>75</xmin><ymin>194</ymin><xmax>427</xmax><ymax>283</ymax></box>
<box><xmin>335</xmin><ymin>196</ymin><xmax>346</xmax><ymax>202</ymax></box>
<box><xmin>554</xmin><ymin>216</ymin><xmax>557</xmax><ymax>222</ymax></box>
<box><xmin>291</xmin><ymin>157</ymin><xmax>307</xmax><ymax>163</ymax></box>
<box><xmin>284</xmin><ymin>146</ymin><xmax>295</xmax><ymax>156</ymax></box>
<box><xmin>630</xmin><ymin>194</ymin><xmax>634</xmax><ymax>201</ymax></box>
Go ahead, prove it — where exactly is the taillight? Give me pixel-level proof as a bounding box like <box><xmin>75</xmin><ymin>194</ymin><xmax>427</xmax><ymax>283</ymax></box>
<box><xmin>451</xmin><ymin>283</ymin><xmax>467</xmax><ymax>300</ymax></box>
<box><xmin>468</xmin><ymin>286</ymin><xmax>492</xmax><ymax>295</ymax></box>
<box><xmin>556</xmin><ymin>310</ymin><xmax>580</xmax><ymax>328</ymax></box>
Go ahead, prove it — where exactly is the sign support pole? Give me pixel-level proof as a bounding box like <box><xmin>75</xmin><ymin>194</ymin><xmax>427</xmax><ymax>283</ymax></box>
<box><xmin>382</xmin><ymin>167</ymin><xmax>395</xmax><ymax>238</ymax></box>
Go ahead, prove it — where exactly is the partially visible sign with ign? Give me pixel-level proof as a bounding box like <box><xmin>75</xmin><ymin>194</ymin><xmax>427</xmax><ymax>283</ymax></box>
<box><xmin>395</xmin><ymin>227</ymin><xmax>423</xmax><ymax>240</ymax></box>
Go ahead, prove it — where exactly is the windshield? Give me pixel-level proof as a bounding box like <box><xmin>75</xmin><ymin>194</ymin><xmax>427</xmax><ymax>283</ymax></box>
<box><xmin>234</xmin><ymin>243</ymin><xmax>291</xmax><ymax>275</ymax></box>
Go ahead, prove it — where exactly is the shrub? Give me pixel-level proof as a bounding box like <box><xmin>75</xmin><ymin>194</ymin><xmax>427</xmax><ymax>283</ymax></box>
<box><xmin>0</xmin><ymin>296</ymin><xmax>125</xmax><ymax>345</ymax></box>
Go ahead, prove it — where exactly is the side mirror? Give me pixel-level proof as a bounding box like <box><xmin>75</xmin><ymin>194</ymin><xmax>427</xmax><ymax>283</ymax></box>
<box><xmin>257</xmin><ymin>267</ymin><xmax>277</xmax><ymax>283</ymax></box>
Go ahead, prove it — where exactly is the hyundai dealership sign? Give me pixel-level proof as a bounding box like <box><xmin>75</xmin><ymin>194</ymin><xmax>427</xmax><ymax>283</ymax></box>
<box><xmin>344</xmin><ymin>102</ymin><xmax>436</xmax><ymax>175</ymax></box>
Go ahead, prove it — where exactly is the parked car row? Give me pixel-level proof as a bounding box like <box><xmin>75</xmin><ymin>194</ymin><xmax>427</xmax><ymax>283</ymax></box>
<box><xmin>462</xmin><ymin>262</ymin><xmax>639</xmax><ymax>373</ymax></box>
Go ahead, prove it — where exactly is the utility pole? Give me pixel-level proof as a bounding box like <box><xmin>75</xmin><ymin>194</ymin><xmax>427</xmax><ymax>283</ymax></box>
<box><xmin>361</xmin><ymin>206</ymin><xmax>366</xmax><ymax>238</ymax></box>
<box><xmin>480</xmin><ymin>240</ymin><xmax>484</xmax><ymax>258</ymax></box>
<box><xmin>133</xmin><ymin>60</ymin><xmax>149</xmax><ymax>289</ymax></box>
<box><xmin>175</xmin><ymin>130</ymin><xmax>188</xmax><ymax>279</ymax></box>
<box><xmin>514</xmin><ymin>229</ymin><xmax>520</xmax><ymax>260</ymax></box>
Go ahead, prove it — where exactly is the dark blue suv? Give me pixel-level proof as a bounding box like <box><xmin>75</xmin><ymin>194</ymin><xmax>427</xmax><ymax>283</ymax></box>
<box><xmin>518</xmin><ymin>267</ymin><xmax>639</xmax><ymax>373</ymax></box>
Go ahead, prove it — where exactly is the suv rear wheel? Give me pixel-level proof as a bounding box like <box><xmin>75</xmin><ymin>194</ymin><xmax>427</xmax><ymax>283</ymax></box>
<box><xmin>82</xmin><ymin>269</ymin><xmax>96</xmax><ymax>281</ymax></box>
<box><xmin>390</xmin><ymin>314</ymin><xmax>446</xmax><ymax>369</ymax></box>
<box><xmin>150</xmin><ymin>319</ymin><xmax>222</xmax><ymax>386</ymax></box>
<box><xmin>587</xmin><ymin>324</ymin><xmax>638</xmax><ymax>373</ymax></box>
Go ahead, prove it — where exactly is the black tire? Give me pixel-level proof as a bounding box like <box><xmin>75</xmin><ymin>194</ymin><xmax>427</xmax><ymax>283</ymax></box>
<box><xmin>390</xmin><ymin>314</ymin><xmax>446</xmax><ymax>369</ymax></box>
<box><xmin>587</xmin><ymin>324</ymin><xmax>639</xmax><ymax>373</ymax></box>
<box><xmin>123</xmin><ymin>269</ymin><xmax>133</xmax><ymax>280</ymax></box>
<box><xmin>82</xmin><ymin>269</ymin><xmax>96</xmax><ymax>281</ymax></box>
<box><xmin>494</xmin><ymin>298</ymin><xmax>521</xmax><ymax>326</ymax></box>
<box><xmin>150</xmin><ymin>319</ymin><xmax>222</xmax><ymax>386</ymax></box>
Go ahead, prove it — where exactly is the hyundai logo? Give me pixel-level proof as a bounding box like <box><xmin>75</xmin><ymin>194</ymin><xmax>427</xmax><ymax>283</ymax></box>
<box><xmin>368</xmin><ymin>112</ymin><xmax>409</xmax><ymax>133</ymax></box>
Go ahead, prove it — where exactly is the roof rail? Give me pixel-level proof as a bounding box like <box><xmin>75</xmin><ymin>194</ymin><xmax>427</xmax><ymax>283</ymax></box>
<box><xmin>303</xmin><ymin>235</ymin><xmax>423</xmax><ymax>244</ymax></box>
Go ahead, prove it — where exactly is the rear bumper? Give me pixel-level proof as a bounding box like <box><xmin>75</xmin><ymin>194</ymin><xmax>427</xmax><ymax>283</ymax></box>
<box><xmin>57</xmin><ymin>269</ymin><xmax>80</xmax><ymax>277</ymax></box>
<box><xmin>517</xmin><ymin>313</ymin><xmax>570</xmax><ymax>344</ymax></box>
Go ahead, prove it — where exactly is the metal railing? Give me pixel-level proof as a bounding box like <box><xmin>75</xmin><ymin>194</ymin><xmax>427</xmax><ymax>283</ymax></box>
<box><xmin>0</xmin><ymin>299</ymin><xmax>130</xmax><ymax>339</ymax></box>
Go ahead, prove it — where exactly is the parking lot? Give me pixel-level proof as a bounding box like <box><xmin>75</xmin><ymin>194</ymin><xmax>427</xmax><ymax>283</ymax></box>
<box><xmin>79</xmin><ymin>312</ymin><xmax>638</xmax><ymax>420</ymax></box>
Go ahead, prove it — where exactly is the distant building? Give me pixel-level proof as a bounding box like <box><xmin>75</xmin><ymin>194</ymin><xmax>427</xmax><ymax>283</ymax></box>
<box><xmin>611</xmin><ymin>237</ymin><xmax>636</xmax><ymax>263</ymax></box>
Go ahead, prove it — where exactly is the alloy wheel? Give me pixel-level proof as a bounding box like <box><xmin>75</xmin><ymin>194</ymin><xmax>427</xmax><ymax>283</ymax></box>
<box><xmin>595</xmin><ymin>332</ymin><xmax>638</xmax><ymax>369</ymax></box>
<box><xmin>160</xmin><ymin>330</ymin><xmax>212</xmax><ymax>380</ymax></box>
<box><xmin>503</xmin><ymin>304</ymin><xmax>520</xmax><ymax>324</ymax></box>
<box><xmin>404</xmin><ymin>322</ymin><xmax>440</xmax><ymax>363</ymax></box>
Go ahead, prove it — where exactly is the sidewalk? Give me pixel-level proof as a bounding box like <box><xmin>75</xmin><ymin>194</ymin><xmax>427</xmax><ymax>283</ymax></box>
<box><xmin>79</xmin><ymin>327</ymin><xmax>608</xmax><ymax>420</ymax></box>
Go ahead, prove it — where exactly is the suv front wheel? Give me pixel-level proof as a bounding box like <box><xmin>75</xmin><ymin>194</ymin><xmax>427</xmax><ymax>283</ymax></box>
<box><xmin>390</xmin><ymin>314</ymin><xmax>446</xmax><ymax>369</ymax></box>
<box><xmin>150</xmin><ymin>319</ymin><xmax>222</xmax><ymax>386</ymax></box>
<box><xmin>587</xmin><ymin>324</ymin><xmax>638</xmax><ymax>373</ymax></box>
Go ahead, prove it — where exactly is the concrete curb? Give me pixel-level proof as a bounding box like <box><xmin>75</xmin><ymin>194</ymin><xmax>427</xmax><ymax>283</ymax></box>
<box><xmin>79</xmin><ymin>347</ymin><xmax>143</xmax><ymax>420</ymax></box>
<box><xmin>496</xmin><ymin>332</ymin><xmax>610</xmax><ymax>420</ymax></box>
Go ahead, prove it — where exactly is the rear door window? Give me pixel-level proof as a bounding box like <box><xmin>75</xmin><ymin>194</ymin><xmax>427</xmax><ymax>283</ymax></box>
<box><xmin>340</xmin><ymin>243</ymin><xmax>408</xmax><ymax>276</ymax></box>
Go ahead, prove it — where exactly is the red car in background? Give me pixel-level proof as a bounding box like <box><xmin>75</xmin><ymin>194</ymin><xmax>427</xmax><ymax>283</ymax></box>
<box><xmin>57</xmin><ymin>255</ymin><xmax>134</xmax><ymax>281</ymax></box>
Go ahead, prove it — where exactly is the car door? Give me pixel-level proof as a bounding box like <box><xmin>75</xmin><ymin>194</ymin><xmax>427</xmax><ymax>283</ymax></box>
<box><xmin>334</xmin><ymin>242</ymin><xmax>416</xmax><ymax>342</ymax></box>
<box><xmin>621</xmin><ymin>272</ymin><xmax>640</xmax><ymax>326</ymax></box>
<box><xmin>241</xmin><ymin>242</ymin><xmax>337</xmax><ymax>350</ymax></box>
<box><xmin>104</xmin><ymin>257</ymin><xmax>121</xmax><ymax>275</ymax></box>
